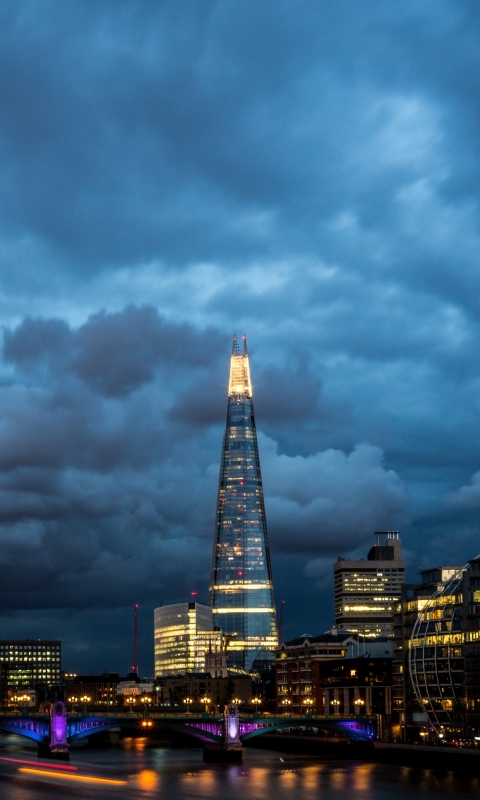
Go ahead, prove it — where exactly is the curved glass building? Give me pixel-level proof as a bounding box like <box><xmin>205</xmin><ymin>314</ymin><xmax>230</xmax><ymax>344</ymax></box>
<box><xmin>408</xmin><ymin>567</ymin><xmax>466</xmax><ymax>732</ymax></box>
<box><xmin>209</xmin><ymin>335</ymin><xmax>277</xmax><ymax>673</ymax></box>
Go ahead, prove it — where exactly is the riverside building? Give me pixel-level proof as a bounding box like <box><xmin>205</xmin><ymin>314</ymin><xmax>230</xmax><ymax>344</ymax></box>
<box><xmin>275</xmin><ymin>630</ymin><xmax>393</xmax><ymax>727</ymax></box>
<box><xmin>0</xmin><ymin>640</ymin><xmax>61</xmax><ymax>702</ymax></box>
<box><xmin>334</xmin><ymin>532</ymin><xmax>405</xmax><ymax>637</ymax></box>
<box><xmin>153</xmin><ymin>602</ymin><xmax>223</xmax><ymax>677</ymax></box>
<box><xmin>393</xmin><ymin>557</ymin><xmax>480</xmax><ymax>743</ymax></box>
<box><xmin>209</xmin><ymin>335</ymin><xmax>277</xmax><ymax>672</ymax></box>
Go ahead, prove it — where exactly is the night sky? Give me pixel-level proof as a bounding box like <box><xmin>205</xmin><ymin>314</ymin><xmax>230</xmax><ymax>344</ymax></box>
<box><xmin>0</xmin><ymin>1</ymin><xmax>480</xmax><ymax>675</ymax></box>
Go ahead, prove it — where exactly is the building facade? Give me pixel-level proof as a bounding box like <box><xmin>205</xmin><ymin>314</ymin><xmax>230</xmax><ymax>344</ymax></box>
<box><xmin>209</xmin><ymin>335</ymin><xmax>277</xmax><ymax>672</ymax></box>
<box><xmin>276</xmin><ymin>630</ymin><xmax>393</xmax><ymax>714</ymax></box>
<box><xmin>392</xmin><ymin>566</ymin><xmax>462</xmax><ymax>741</ymax></box>
<box><xmin>153</xmin><ymin>602</ymin><xmax>221</xmax><ymax>677</ymax></box>
<box><xmin>0</xmin><ymin>640</ymin><xmax>61</xmax><ymax>702</ymax></box>
<box><xmin>334</xmin><ymin>532</ymin><xmax>405</xmax><ymax>637</ymax></box>
<box><xmin>275</xmin><ymin>631</ymin><xmax>393</xmax><ymax>732</ymax></box>
<box><xmin>160</xmin><ymin>673</ymin><xmax>253</xmax><ymax>710</ymax></box>
<box><xmin>391</xmin><ymin>561</ymin><xmax>480</xmax><ymax>743</ymax></box>
<box><xmin>64</xmin><ymin>672</ymin><xmax>124</xmax><ymax>707</ymax></box>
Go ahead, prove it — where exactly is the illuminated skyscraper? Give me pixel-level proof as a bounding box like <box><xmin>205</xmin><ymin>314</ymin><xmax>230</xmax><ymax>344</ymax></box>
<box><xmin>209</xmin><ymin>335</ymin><xmax>277</xmax><ymax>673</ymax></box>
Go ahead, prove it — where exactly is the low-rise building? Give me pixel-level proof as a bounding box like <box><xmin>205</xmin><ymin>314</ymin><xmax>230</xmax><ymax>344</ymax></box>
<box><xmin>160</xmin><ymin>673</ymin><xmax>252</xmax><ymax>710</ymax></box>
<box><xmin>276</xmin><ymin>630</ymin><xmax>392</xmax><ymax>715</ymax></box>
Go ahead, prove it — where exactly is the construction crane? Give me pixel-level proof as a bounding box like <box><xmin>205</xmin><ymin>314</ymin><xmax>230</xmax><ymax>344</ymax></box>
<box><xmin>132</xmin><ymin>604</ymin><xmax>139</xmax><ymax>675</ymax></box>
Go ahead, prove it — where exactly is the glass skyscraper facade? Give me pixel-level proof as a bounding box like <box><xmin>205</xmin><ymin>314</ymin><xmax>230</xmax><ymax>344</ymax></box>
<box><xmin>209</xmin><ymin>335</ymin><xmax>277</xmax><ymax>673</ymax></box>
<box><xmin>154</xmin><ymin>602</ymin><xmax>219</xmax><ymax>677</ymax></box>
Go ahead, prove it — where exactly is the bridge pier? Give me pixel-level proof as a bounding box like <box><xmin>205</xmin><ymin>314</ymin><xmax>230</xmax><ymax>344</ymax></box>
<box><xmin>38</xmin><ymin>701</ymin><xmax>69</xmax><ymax>760</ymax></box>
<box><xmin>203</xmin><ymin>704</ymin><xmax>243</xmax><ymax>763</ymax></box>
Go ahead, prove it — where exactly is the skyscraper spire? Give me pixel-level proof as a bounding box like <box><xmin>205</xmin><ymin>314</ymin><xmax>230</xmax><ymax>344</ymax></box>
<box><xmin>209</xmin><ymin>336</ymin><xmax>277</xmax><ymax>673</ymax></box>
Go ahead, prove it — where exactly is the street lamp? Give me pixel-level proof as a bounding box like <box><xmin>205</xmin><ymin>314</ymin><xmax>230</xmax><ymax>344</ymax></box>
<box><xmin>281</xmin><ymin>698</ymin><xmax>292</xmax><ymax>715</ymax></box>
<box><xmin>354</xmin><ymin>698</ymin><xmax>365</xmax><ymax>715</ymax></box>
<box><xmin>80</xmin><ymin>695</ymin><xmax>91</xmax><ymax>711</ymax></box>
<box><xmin>232</xmin><ymin>698</ymin><xmax>242</xmax><ymax>705</ymax></box>
<box><xmin>140</xmin><ymin>696</ymin><xmax>152</xmax><ymax>718</ymax></box>
<box><xmin>251</xmin><ymin>697</ymin><xmax>262</xmax><ymax>706</ymax></box>
<box><xmin>183</xmin><ymin>697</ymin><xmax>193</xmax><ymax>714</ymax></box>
<box><xmin>200</xmin><ymin>696</ymin><xmax>211</xmax><ymax>712</ymax></box>
<box><xmin>331</xmin><ymin>699</ymin><xmax>340</xmax><ymax>714</ymax></box>
<box><xmin>303</xmin><ymin>698</ymin><xmax>314</xmax><ymax>714</ymax></box>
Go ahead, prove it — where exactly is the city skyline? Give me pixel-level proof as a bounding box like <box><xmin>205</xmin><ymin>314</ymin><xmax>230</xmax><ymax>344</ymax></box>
<box><xmin>0</xmin><ymin>3</ymin><xmax>480</xmax><ymax>674</ymax></box>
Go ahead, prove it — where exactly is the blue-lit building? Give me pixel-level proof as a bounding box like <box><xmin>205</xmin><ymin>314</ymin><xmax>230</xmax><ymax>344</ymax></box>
<box><xmin>209</xmin><ymin>335</ymin><xmax>277</xmax><ymax>673</ymax></box>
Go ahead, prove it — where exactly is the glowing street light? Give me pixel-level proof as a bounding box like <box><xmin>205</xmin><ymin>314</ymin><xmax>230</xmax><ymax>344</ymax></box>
<box><xmin>80</xmin><ymin>695</ymin><xmax>91</xmax><ymax>711</ymax></box>
<box><xmin>183</xmin><ymin>697</ymin><xmax>193</xmax><ymax>714</ymax></box>
<box><xmin>281</xmin><ymin>698</ymin><xmax>292</xmax><ymax>715</ymax></box>
<box><xmin>354</xmin><ymin>698</ymin><xmax>365</xmax><ymax>714</ymax></box>
<box><xmin>331</xmin><ymin>699</ymin><xmax>340</xmax><ymax>714</ymax></box>
<box><xmin>232</xmin><ymin>698</ymin><xmax>242</xmax><ymax>705</ymax></box>
<box><xmin>200</xmin><ymin>696</ymin><xmax>211</xmax><ymax>712</ymax></box>
<box><xmin>303</xmin><ymin>698</ymin><xmax>314</xmax><ymax>713</ymax></box>
<box><xmin>251</xmin><ymin>697</ymin><xmax>262</xmax><ymax>706</ymax></box>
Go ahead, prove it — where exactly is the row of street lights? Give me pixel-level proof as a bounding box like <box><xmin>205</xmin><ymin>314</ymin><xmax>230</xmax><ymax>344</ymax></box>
<box><xmin>182</xmin><ymin>696</ymin><xmax>262</xmax><ymax>713</ymax></box>
<box><xmin>280</xmin><ymin>697</ymin><xmax>366</xmax><ymax>714</ymax></box>
<box><xmin>68</xmin><ymin>695</ymin><xmax>92</xmax><ymax>711</ymax></box>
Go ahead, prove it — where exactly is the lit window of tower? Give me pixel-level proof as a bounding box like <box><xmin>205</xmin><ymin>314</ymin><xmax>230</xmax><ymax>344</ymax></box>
<box><xmin>209</xmin><ymin>335</ymin><xmax>277</xmax><ymax>672</ymax></box>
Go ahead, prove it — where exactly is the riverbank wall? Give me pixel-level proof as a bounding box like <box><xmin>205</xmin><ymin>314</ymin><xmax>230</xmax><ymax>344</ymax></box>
<box><xmin>245</xmin><ymin>734</ymin><xmax>480</xmax><ymax>773</ymax></box>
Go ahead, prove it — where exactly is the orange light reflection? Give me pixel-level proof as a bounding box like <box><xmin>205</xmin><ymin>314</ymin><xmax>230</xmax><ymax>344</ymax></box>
<box><xmin>19</xmin><ymin>768</ymin><xmax>126</xmax><ymax>785</ymax></box>
<box><xmin>137</xmin><ymin>770</ymin><xmax>159</xmax><ymax>791</ymax></box>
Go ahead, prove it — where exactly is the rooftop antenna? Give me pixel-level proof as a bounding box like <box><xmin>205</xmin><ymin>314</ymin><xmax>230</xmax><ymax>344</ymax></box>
<box><xmin>132</xmin><ymin>604</ymin><xmax>139</xmax><ymax>676</ymax></box>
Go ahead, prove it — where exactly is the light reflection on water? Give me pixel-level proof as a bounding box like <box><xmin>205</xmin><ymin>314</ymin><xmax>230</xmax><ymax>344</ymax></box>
<box><xmin>0</xmin><ymin>738</ymin><xmax>478</xmax><ymax>799</ymax></box>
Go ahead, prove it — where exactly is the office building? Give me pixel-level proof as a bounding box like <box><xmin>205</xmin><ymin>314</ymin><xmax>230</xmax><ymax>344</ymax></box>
<box><xmin>334</xmin><ymin>531</ymin><xmax>405</xmax><ymax>637</ymax></box>
<box><xmin>154</xmin><ymin>602</ymin><xmax>221</xmax><ymax>676</ymax></box>
<box><xmin>209</xmin><ymin>335</ymin><xmax>277</xmax><ymax>672</ymax></box>
<box><xmin>394</xmin><ymin>558</ymin><xmax>480</xmax><ymax>742</ymax></box>
<box><xmin>0</xmin><ymin>640</ymin><xmax>61</xmax><ymax>701</ymax></box>
<box><xmin>392</xmin><ymin>566</ymin><xmax>462</xmax><ymax>741</ymax></box>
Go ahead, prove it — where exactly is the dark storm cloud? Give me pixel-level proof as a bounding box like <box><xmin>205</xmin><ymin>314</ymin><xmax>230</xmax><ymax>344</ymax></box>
<box><xmin>0</xmin><ymin>0</ymin><xmax>476</xmax><ymax>275</ymax></box>
<box><xmin>0</xmin><ymin>1</ymin><xmax>479</xmax><ymax>665</ymax></box>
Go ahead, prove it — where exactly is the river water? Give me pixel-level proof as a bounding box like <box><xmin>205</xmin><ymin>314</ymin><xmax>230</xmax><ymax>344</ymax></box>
<box><xmin>0</xmin><ymin>735</ymin><xmax>477</xmax><ymax>799</ymax></box>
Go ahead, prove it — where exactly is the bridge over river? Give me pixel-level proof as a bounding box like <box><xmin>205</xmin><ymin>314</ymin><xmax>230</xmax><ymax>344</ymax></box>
<box><xmin>0</xmin><ymin>702</ymin><xmax>375</xmax><ymax>761</ymax></box>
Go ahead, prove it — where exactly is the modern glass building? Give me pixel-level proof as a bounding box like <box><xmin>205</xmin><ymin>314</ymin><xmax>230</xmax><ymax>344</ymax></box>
<box><xmin>154</xmin><ymin>602</ymin><xmax>222</xmax><ymax>677</ymax></box>
<box><xmin>209</xmin><ymin>335</ymin><xmax>277</xmax><ymax>673</ymax></box>
<box><xmin>408</xmin><ymin>565</ymin><xmax>465</xmax><ymax>733</ymax></box>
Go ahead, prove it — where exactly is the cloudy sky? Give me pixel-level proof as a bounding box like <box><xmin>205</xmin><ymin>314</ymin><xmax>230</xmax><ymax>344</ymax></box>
<box><xmin>1</xmin><ymin>0</ymin><xmax>480</xmax><ymax>674</ymax></box>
